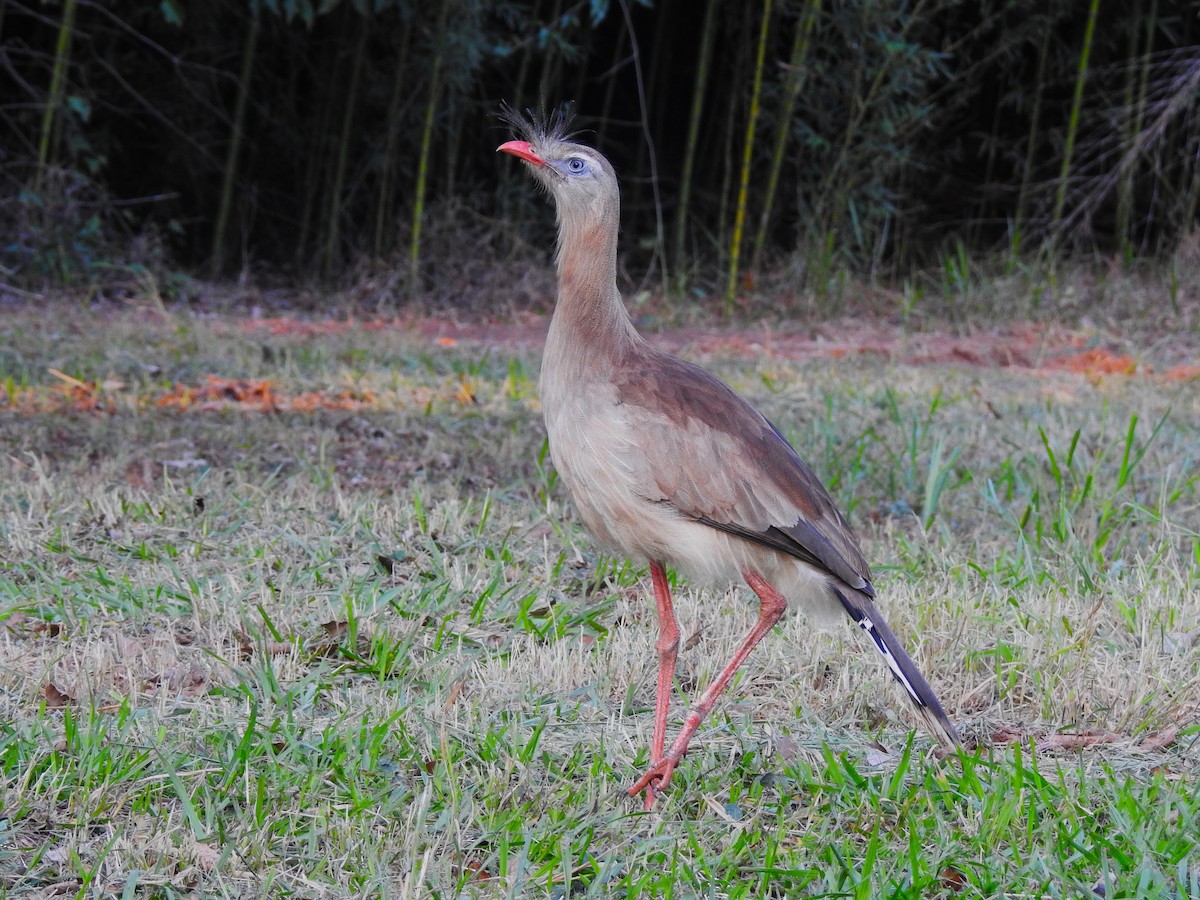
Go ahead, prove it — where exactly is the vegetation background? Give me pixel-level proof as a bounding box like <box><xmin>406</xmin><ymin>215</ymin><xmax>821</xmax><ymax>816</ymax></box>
<box><xmin>3</xmin><ymin>0</ymin><xmax>1199</xmax><ymax>309</ymax></box>
<box><xmin>2</xmin><ymin>2</ymin><xmax>1200</xmax><ymax>896</ymax></box>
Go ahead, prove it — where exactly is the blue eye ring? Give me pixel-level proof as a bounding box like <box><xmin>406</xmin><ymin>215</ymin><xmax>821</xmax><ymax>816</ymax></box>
<box><xmin>566</xmin><ymin>157</ymin><xmax>587</xmax><ymax>174</ymax></box>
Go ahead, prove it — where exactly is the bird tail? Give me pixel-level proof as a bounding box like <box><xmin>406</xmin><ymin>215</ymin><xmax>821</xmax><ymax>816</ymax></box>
<box><xmin>834</xmin><ymin>587</ymin><xmax>961</xmax><ymax>750</ymax></box>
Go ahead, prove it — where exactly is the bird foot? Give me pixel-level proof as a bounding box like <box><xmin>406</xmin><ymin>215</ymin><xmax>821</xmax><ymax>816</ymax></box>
<box><xmin>639</xmin><ymin>780</ymin><xmax>659</xmax><ymax>811</ymax></box>
<box><xmin>628</xmin><ymin>755</ymin><xmax>680</xmax><ymax>808</ymax></box>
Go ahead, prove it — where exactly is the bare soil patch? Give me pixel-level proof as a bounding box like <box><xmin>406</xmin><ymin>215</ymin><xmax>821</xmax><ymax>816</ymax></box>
<box><xmin>237</xmin><ymin>312</ymin><xmax>1198</xmax><ymax>378</ymax></box>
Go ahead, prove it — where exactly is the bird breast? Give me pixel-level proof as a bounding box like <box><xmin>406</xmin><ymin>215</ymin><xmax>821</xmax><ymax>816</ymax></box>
<box><xmin>539</xmin><ymin>377</ymin><xmax>653</xmax><ymax>555</ymax></box>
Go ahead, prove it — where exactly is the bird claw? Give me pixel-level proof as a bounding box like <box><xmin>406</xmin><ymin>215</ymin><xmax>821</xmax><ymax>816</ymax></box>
<box><xmin>628</xmin><ymin>755</ymin><xmax>679</xmax><ymax>808</ymax></box>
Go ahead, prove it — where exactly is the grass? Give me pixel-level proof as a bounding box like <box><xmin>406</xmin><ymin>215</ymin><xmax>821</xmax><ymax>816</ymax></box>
<box><xmin>0</xmin><ymin>301</ymin><xmax>1197</xmax><ymax>897</ymax></box>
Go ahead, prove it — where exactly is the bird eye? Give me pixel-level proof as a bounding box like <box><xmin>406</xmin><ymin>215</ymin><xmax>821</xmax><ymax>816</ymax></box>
<box><xmin>566</xmin><ymin>157</ymin><xmax>588</xmax><ymax>174</ymax></box>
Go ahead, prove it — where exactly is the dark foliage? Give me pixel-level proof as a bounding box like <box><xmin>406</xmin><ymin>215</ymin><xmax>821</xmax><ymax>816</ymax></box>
<box><xmin>1</xmin><ymin>0</ymin><xmax>1196</xmax><ymax>297</ymax></box>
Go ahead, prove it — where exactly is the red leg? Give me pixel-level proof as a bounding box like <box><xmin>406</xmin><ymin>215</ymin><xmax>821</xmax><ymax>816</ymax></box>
<box><xmin>634</xmin><ymin>560</ymin><xmax>680</xmax><ymax>809</ymax></box>
<box><xmin>628</xmin><ymin>569</ymin><xmax>788</xmax><ymax>801</ymax></box>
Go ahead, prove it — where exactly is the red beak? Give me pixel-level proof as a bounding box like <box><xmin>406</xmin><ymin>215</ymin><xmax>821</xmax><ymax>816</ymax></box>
<box><xmin>497</xmin><ymin>140</ymin><xmax>546</xmax><ymax>167</ymax></box>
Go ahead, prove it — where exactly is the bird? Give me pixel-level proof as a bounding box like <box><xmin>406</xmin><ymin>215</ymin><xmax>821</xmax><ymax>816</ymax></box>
<box><xmin>497</xmin><ymin>108</ymin><xmax>960</xmax><ymax>809</ymax></box>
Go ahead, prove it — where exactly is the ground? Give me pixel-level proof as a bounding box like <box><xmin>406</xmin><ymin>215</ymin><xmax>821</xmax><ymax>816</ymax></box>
<box><xmin>0</xmin><ymin>299</ymin><xmax>1197</xmax><ymax>897</ymax></box>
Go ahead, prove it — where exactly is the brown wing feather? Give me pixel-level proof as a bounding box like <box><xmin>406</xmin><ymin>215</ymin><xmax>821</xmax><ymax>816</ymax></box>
<box><xmin>613</xmin><ymin>349</ymin><xmax>873</xmax><ymax>593</ymax></box>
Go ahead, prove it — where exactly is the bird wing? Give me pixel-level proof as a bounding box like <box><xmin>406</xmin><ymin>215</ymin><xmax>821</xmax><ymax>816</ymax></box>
<box><xmin>613</xmin><ymin>350</ymin><xmax>873</xmax><ymax>594</ymax></box>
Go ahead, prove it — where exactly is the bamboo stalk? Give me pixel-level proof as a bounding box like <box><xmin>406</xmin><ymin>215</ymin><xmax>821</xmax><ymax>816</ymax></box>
<box><xmin>503</xmin><ymin>1</ymin><xmax>540</xmax><ymax>226</ymax></box>
<box><xmin>1181</xmin><ymin>125</ymin><xmax>1200</xmax><ymax>255</ymax></box>
<box><xmin>892</xmin><ymin>163</ymin><xmax>911</xmax><ymax>281</ymax></box>
<box><xmin>210</xmin><ymin>4</ymin><xmax>260</xmax><ymax>278</ymax></box>
<box><xmin>323</xmin><ymin>16</ymin><xmax>369</xmax><ymax>276</ymax></box>
<box><xmin>1014</xmin><ymin>23</ymin><xmax>1052</xmax><ymax>247</ymax></box>
<box><xmin>639</xmin><ymin>0</ymin><xmax>672</xmax><ymax>186</ymax></box>
<box><xmin>751</xmin><ymin>0</ymin><xmax>820</xmax><ymax>274</ymax></box>
<box><xmin>296</xmin><ymin>34</ymin><xmax>336</xmax><ymax>272</ymax></box>
<box><xmin>1117</xmin><ymin>0</ymin><xmax>1156</xmax><ymax>258</ymax></box>
<box><xmin>374</xmin><ymin>18</ymin><xmax>413</xmax><ymax>259</ymax></box>
<box><xmin>510</xmin><ymin>0</ymin><xmax>539</xmax><ymax>113</ymax></box>
<box><xmin>617</xmin><ymin>0</ymin><xmax>667</xmax><ymax>289</ymax></box>
<box><xmin>671</xmin><ymin>0</ymin><xmax>718</xmax><ymax>278</ymax></box>
<box><xmin>35</xmin><ymin>0</ymin><xmax>77</xmax><ymax>194</ymax></box>
<box><xmin>570</xmin><ymin>21</ymin><xmax>591</xmax><ymax>109</ymax></box>
<box><xmin>1114</xmin><ymin>20</ymin><xmax>1139</xmax><ymax>257</ymax></box>
<box><xmin>596</xmin><ymin>26</ymin><xmax>626</xmax><ymax>146</ymax></box>
<box><xmin>725</xmin><ymin>0</ymin><xmax>772</xmax><ymax>314</ymax></box>
<box><xmin>1179</xmin><ymin>14</ymin><xmax>1200</xmax><ymax>247</ymax></box>
<box><xmin>445</xmin><ymin>94</ymin><xmax>460</xmax><ymax>200</ymax></box>
<box><xmin>1170</xmin><ymin>82</ymin><xmax>1199</xmax><ymax>251</ymax></box>
<box><xmin>1050</xmin><ymin>0</ymin><xmax>1100</xmax><ymax>245</ymax></box>
<box><xmin>972</xmin><ymin>101</ymin><xmax>1004</xmax><ymax>250</ymax></box>
<box><xmin>716</xmin><ymin>28</ymin><xmax>747</xmax><ymax>272</ymax></box>
<box><xmin>537</xmin><ymin>0</ymin><xmax>564</xmax><ymax>105</ymax></box>
<box><xmin>410</xmin><ymin>0</ymin><xmax>452</xmax><ymax>294</ymax></box>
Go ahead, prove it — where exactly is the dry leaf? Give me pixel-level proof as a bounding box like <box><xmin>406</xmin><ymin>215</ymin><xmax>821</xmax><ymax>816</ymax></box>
<box><xmin>456</xmin><ymin>854</ymin><xmax>491</xmax><ymax>882</ymax></box>
<box><xmin>774</xmin><ymin>734</ymin><xmax>800</xmax><ymax>762</ymax></box>
<box><xmin>44</xmin><ymin>845</ymin><xmax>72</xmax><ymax>865</ymax></box>
<box><xmin>1137</xmin><ymin>726</ymin><xmax>1179</xmax><ymax>753</ymax></box>
<box><xmin>190</xmin><ymin>838</ymin><xmax>221</xmax><ymax>872</ymax></box>
<box><xmin>234</xmin><ymin>630</ymin><xmax>254</xmax><ymax>658</ymax></box>
<box><xmin>146</xmin><ymin>663</ymin><xmax>208</xmax><ymax>693</ymax></box>
<box><xmin>116</xmin><ymin>634</ymin><xmax>146</xmax><ymax>657</ymax></box>
<box><xmin>41</xmin><ymin>881</ymin><xmax>80</xmax><ymax>895</ymax></box>
<box><xmin>444</xmin><ymin>677</ymin><xmax>467</xmax><ymax>711</ymax></box>
<box><xmin>320</xmin><ymin>620</ymin><xmax>349</xmax><ymax>639</ymax></box>
<box><xmin>864</xmin><ymin>744</ymin><xmax>893</xmax><ymax>767</ymax></box>
<box><xmin>1039</xmin><ymin>729</ymin><xmax>1120</xmax><ymax>751</ymax></box>
<box><xmin>990</xmin><ymin>727</ymin><xmax>1024</xmax><ymax>744</ymax></box>
<box><xmin>233</xmin><ymin>630</ymin><xmax>293</xmax><ymax>658</ymax></box>
<box><xmin>154</xmin><ymin>375</ymin><xmax>379</xmax><ymax>415</ymax></box>
<box><xmin>939</xmin><ymin>866</ymin><xmax>968</xmax><ymax>892</ymax></box>
<box><xmin>43</xmin><ymin>683</ymin><xmax>74</xmax><ymax>708</ymax></box>
<box><xmin>1162</xmin><ymin>629</ymin><xmax>1200</xmax><ymax>654</ymax></box>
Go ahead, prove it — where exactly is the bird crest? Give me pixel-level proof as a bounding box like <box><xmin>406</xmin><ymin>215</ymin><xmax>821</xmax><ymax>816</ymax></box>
<box><xmin>498</xmin><ymin>102</ymin><xmax>579</xmax><ymax>150</ymax></box>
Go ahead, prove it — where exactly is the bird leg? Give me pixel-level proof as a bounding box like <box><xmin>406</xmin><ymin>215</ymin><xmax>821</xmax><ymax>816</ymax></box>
<box><xmin>638</xmin><ymin>560</ymin><xmax>679</xmax><ymax>810</ymax></box>
<box><xmin>628</xmin><ymin>569</ymin><xmax>788</xmax><ymax>803</ymax></box>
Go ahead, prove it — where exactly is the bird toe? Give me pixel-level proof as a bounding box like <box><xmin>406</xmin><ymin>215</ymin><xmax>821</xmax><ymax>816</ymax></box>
<box><xmin>628</xmin><ymin>755</ymin><xmax>680</xmax><ymax>806</ymax></box>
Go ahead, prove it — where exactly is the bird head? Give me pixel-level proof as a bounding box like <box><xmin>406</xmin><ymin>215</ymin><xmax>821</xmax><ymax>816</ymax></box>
<box><xmin>497</xmin><ymin>106</ymin><xmax>618</xmax><ymax>225</ymax></box>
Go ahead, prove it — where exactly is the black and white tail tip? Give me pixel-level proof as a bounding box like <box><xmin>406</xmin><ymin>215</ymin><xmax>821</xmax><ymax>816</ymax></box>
<box><xmin>835</xmin><ymin>589</ymin><xmax>962</xmax><ymax>750</ymax></box>
<box><xmin>856</xmin><ymin>614</ymin><xmax>924</xmax><ymax>706</ymax></box>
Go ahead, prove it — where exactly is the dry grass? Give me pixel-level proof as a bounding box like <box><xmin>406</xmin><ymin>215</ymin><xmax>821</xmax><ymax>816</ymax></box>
<box><xmin>0</xmin><ymin>302</ymin><xmax>1197</xmax><ymax>897</ymax></box>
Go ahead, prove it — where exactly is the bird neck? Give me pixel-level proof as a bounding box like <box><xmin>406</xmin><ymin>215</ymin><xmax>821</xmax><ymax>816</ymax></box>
<box><xmin>546</xmin><ymin>200</ymin><xmax>641</xmax><ymax>372</ymax></box>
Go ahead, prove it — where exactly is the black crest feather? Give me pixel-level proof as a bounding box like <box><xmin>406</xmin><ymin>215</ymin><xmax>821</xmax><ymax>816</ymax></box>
<box><xmin>498</xmin><ymin>101</ymin><xmax>578</xmax><ymax>146</ymax></box>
